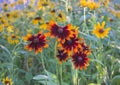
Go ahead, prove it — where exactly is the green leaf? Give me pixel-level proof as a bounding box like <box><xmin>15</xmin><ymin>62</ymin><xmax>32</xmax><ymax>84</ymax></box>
<box><xmin>111</xmin><ymin>75</ymin><xmax>120</xmax><ymax>85</ymax></box>
<box><xmin>33</xmin><ymin>75</ymin><xmax>49</xmax><ymax>80</ymax></box>
<box><xmin>88</xmin><ymin>83</ymin><xmax>100</xmax><ymax>85</ymax></box>
<box><xmin>25</xmin><ymin>72</ymin><xmax>33</xmax><ymax>82</ymax></box>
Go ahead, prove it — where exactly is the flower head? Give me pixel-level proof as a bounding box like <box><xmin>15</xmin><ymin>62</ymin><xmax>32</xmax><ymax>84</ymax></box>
<box><xmin>57</xmin><ymin>49</ymin><xmax>69</xmax><ymax>64</ymax></box>
<box><xmin>23</xmin><ymin>32</ymin><xmax>48</xmax><ymax>54</ymax></box>
<box><xmin>72</xmin><ymin>51</ymin><xmax>90</xmax><ymax>70</ymax></box>
<box><xmin>80</xmin><ymin>0</ymin><xmax>89</xmax><ymax>7</ymax></box>
<box><xmin>2</xmin><ymin>77</ymin><xmax>13</xmax><ymax>85</ymax></box>
<box><xmin>92</xmin><ymin>21</ymin><xmax>111</xmax><ymax>38</ymax></box>
<box><xmin>58</xmin><ymin>35</ymin><xmax>83</xmax><ymax>54</ymax></box>
<box><xmin>7</xmin><ymin>34</ymin><xmax>19</xmax><ymax>44</ymax></box>
<box><xmin>48</xmin><ymin>21</ymin><xmax>73</xmax><ymax>42</ymax></box>
<box><xmin>88</xmin><ymin>1</ymin><xmax>100</xmax><ymax>10</ymax></box>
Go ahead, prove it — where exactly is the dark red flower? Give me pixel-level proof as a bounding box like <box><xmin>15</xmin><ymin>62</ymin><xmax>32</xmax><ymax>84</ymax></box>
<box><xmin>48</xmin><ymin>20</ymin><xmax>73</xmax><ymax>42</ymax></box>
<box><xmin>57</xmin><ymin>49</ymin><xmax>69</xmax><ymax>64</ymax></box>
<box><xmin>23</xmin><ymin>32</ymin><xmax>48</xmax><ymax>54</ymax></box>
<box><xmin>58</xmin><ymin>35</ymin><xmax>83</xmax><ymax>54</ymax></box>
<box><xmin>80</xmin><ymin>42</ymin><xmax>91</xmax><ymax>55</ymax></box>
<box><xmin>72</xmin><ymin>51</ymin><xmax>90</xmax><ymax>70</ymax></box>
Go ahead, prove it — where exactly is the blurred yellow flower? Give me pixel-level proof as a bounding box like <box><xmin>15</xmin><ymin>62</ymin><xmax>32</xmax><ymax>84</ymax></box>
<box><xmin>80</xmin><ymin>0</ymin><xmax>89</xmax><ymax>7</ymax></box>
<box><xmin>88</xmin><ymin>1</ymin><xmax>100</xmax><ymax>10</ymax></box>
<box><xmin>56</xmin><ymin>11</ymin><xmax>66</xmax><ymax>22</ymax></box>
<box><xmin>32</xmin><ymin>17</ymin><xmax>44</xmax><ymax>25</ymax></box>
<box><xmin>0</xmin><ymin>25</ymin><xmax>4</xmax><ymax>32</ymax></box>
<box><xmin>2</xmin><ymin>77</ymin><xmax>13</xmax><ymax>85</ymax></box>
<box><xmin>36</xmin><ymin>0</ymin><xmax>50</xmax><ymax>11</ymax></box>
<box><xmin>92</xmin><ymin>21</ymin><xmax>111</xmax><ymax>38</ymax></box>
<box><xmin>7</xmin><ymin>34</ymin><xmax>19</xmax><ymax>44</ymax></box>
<box><xmin>7</xmin><ymin>26</ymin><xmax>14</xmax><ymax>33</ymax></box>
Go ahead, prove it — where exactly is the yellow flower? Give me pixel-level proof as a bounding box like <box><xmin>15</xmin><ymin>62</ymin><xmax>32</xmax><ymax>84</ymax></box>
<box><xmin>88</xmin><ymin>1</ymin><xmax>100</xmax><ymax>10</ymax></box>
<box><xmin>80</xmin><ymin>0</ymin><xmax>89</xmax><ymax>7</ymax></box>
<box><xmin>0</xmin><ymin>25</ymin><xmax>4</xmax><ymax>32</ymax></box>
<box><xmin>2</xmin><ymin>77</ymin><xmax>13</xmax><ymax>85</ymax></box>
<box><xmin>92</xmin><ymin>21</ymin><xmax>111</xmax><ymax>38</ymax></box>
<box><xmin>3</xmin><ymin>3</ymin><xmax>9</xmax><ymax>11</ymax></box>
<box><xmin>6</xmin><ymin>26</ymin><xmax>14</xmax><ymax>33</ymax></box>
<box><xmin>7</xmin><ymin>34</ymin><xmax>19</xmax><ymax>44</ymax></box>
<box><xmin>39</xmin><ymin>23</ymin><xmax>48</xmax><ymax>30</ymax></box>
<box><xmin>36</xmin><ymin>0</ymin><xmax>50</xmax><ymax>11</ymax></box>
<box><xmin>56</xmin><ymin>11</ymin><xmax>66</xmax><ymax>22</ymax></box>
<box><xmin>32</xmin><ymin>17</ymin><xmax>44</xmax><ymax>25</ymax></box>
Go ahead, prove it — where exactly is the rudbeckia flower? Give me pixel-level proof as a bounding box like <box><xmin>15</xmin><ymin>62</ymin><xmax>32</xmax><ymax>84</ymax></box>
<box><xmin>58</xmin><ymin>35</ymin><xmax>83</xmax><ymax>54</ymax></box>
<box><xmin>92</xmin><ymin>21</ymin><xmax>111</xmax><ymax>39</ymax></box>
<box><xmin>80</xmin><ymin>0</ymin><xmax>89</xmax><ymax>7</ymax></box>
<box><xmin>72</xmin><ymin>51</ymin><xmax>90</xmax><ymax>70</ymax></box>
<box><xmin>23</xmin><ymin>32</ymin><xmax>48</xmax><ymax>54</ymax></box>
<box><xmin>48</xmin><ymin>20</ymin><xmax>73</xmax><ymax>42</ymax></box>
<box><xmin>57</xmin><ymin>49</ymin><xmax>69</xmax><ymax>64</ymax></box>
<box><xmin>88</xmin><ymin>1</ymin><xmax>100</xmax><ymax>10</ymax></box>
<box><xmin>2</xmin><ymin>77</ymin><xmax>13</xmax><ymax>85</ymax></box>
<box><xmin>32</xmin><ymin>17</ymin><xmax>44</xmax><ymax>25</ymax></box>
<box><xmin>7</xmin><ymin>34</ymin><xmax>19</xmax><ymax>44</ymax></box>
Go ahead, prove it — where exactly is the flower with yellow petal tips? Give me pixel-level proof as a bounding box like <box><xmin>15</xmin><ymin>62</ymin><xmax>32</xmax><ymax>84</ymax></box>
<box><xmin>88</xmin><ymin>1</ymin><xmax>100</xmax><ymax>10</ymax></box>
<box><xmin>80</xmin><ymin>0</ymin><xmax>89</xmax><ymax>7</ymax></box>
<box><xmin>2</xmin><ymin>77</ymin><xmax>13</xmax><ymax>85</ymax></box>
<box><xmin>7</xmin><ymin>34</ymin><xmax>19</xmax><ymax>44</ymax></box>
<box><xmin>92</xmin><ymin>21</ymin><xmax>111</xmax><ymax>39</ymax></box>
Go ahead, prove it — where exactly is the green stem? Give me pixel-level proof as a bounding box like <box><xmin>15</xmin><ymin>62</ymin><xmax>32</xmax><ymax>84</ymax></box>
<box><xmin>54</xmin><ymin>41</ymin><xmax>59</xmax><ymax>85</ymax></box>
<box><xmin>71</xmin><ymin>62</ymin><xmax>78</xmax><ymax>85</ymax></box>
<box><xmin>60</xmin><ymin>64</ymin><xmax>63</xmax><ymax>85</ymax></box>
<box><xmin>40</xmin><ymin>52</ymin><xmax>48</xmax><ymax>85</ymax></box>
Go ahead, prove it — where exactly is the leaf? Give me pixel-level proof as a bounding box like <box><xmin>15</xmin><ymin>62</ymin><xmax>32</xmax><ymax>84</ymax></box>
<box><xmin>111</xmin><ymin>75</ymin><xmax>120</xmax><ymax>85</ymax></box>
<box><xmin>25</xmin><ymin>72</ymin><xmax>33</xmax><ymax>82</ymax></box>
<box><xmin>88</xmin><ymin>83</ymin><xmax>100</xmax><ymax>85</ymax></box>
<box><xmin>33</xmin><ymin>75</ymin><xmax>49</xmax><ymax>80</ymax></box>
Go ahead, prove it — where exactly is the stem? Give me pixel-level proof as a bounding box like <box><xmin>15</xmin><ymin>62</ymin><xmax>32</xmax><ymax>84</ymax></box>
<box><xmin>60</xmin><ymin>64</ymin><xmax>63</xmax><ymax>85</ymax></box>
<box><xmin>54</xmin><ymin>41</ymin><xmax>59</xmax><ymax>85</ymax></box>
<box><xmin>84</xmin><ymin>7</ymin><xmax>86</xmax><ymax>23</ymax></box>
<box><xmin>41</xmin><ymin>52</ymin><xmax>46</xmax><ymax>71</ymax></box>
<box><xmin>71</xmin><ymin>62</ymin><xmax>78</xmax><ymax>85</ymax></box>
<box><xmin>40</xmin><ymin>52</ymin><xmax>48</xmax><ymax>85</ymax></box>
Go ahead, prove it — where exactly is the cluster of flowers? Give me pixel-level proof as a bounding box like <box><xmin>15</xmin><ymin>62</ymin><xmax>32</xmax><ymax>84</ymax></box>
<box><xmin>23</xmin><ymin>20</ymin><xmax>91</xmax><ymax>70</ymax></box>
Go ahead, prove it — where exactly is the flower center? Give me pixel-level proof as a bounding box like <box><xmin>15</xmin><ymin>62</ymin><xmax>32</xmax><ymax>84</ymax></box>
<box><xmin>12</xmin><ymin>35</ymin><xmax>16</xmax><ymax>39</ymax></box>
<box><xmin>78</xmin><ymin>57</ymin><xmax>83</xmax><ymax>61</ymax></box>
<box><xmin>99</xmin><ymin>29</ymin><xmax>104</xmax><ymax>33</ymax></box>
<box><xmin>58</xmin><ymin>14</ymin><xmax>62</xmax><ymax>18</ymax></box>
<box><xmin>58</xmin><ymin>28</ymin><xmax>63</xmax><ymax>33</ymax></box>
<box><xmin>5</xmin><ymin>80</ymin><xmax>10</xmax><ymax>84</ymax></box>
<box><xmin>33</xmin><ymin>38</ymin><xmax>39</xmax><ymax>43</ymax></box>
<box><xmin>66</xmin><ymin>40</ymin><xmax>72</xmax><ymax>45</ymax></box>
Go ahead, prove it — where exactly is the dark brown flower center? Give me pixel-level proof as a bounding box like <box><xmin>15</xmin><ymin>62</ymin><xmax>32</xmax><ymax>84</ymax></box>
<box><xmin>33</xmin><ymin>38</ymin><xmax>39</xmax><ymax>43</ymax></box>
<box><xmin>58</xmin><ymin>14</ymin><xmax>62</xmax><ymax>18</ymax></box>
<box><xmin>99</xmin><ymin>29</ymin><xmax>104</xmax><ymax>33</ymax></box>
<box><xmin>58</xmin><ymin>28</ymin><xmax>63</xmax><ymax>33</ymax></box>
<box><xmin>78</xmin><ymin>57</ymin><xmax>83</xmax><ymax>61</ymax></box>
<box><xmin>66</xmin><ymin>40</ymin><xmax>72</xmax><ymax>45</ymax></box>
<box><xmin>5</xmin><ymin>80</ymin><xmax>10</xmax><ymax>84</ymax></box>
<box><xmin>12</xmin><ymin>35</ymin><xmax>16</xmax><ymax>39</ymax></box>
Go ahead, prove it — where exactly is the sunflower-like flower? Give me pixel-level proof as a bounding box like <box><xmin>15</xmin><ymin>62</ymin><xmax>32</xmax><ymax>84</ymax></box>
<box><xmin>23</xmin><ymin>32</ymin><xmax>48</xmax><ymax>54</ymax></box>
<box><xmin>2</xmin><ymin>77</ymin><xmax>13</xmax><ymax>85</ymax></box>
<box><xmin>92</xmin><ymin>21</ymin><xmax>111</xmax><ymax>38</ymax></box>
<box><xmin>58</xmin><ymin>35</ymin><xmax>83</xmax><ymax>54</ymax></box>
<box><xmin>36</xmin><ymin>0</ymin><xmax>50</xmax><ymax>11</ymax></box>
<box><xmin>7</xmin><ymin>34</ymin><xmax>19</xmax><ymax>44</ymax></box>
<box><xmin>72</xmin><ymin>51</ymin><xmax>90</xmax><ymax>70</ymax></box>
<box><xmin>80</xmin><ymin>0</ymin><xmax>89</xmax><ymax>7</ymax></box>
<box><xmin>57</xmin><ymin>49</ymin><xmax>69</xmax><ymax>64</ymax></box>
<box><xmin>88</xmin><ymin>1</ymin><xmax>100</xmax><ymax>10</ymax></box>
<box><xmin>48</xmin><ymin>20</ymin><xmax>73</xmax><ymax>42</ymax></box>
<box><xmin>32</xmin><ymin>17</ymin><xmax>44</xmax><ymax>25</ymax></box>
<box><xmin>80</xmin><ymin>42</ymin><xmax>91</xmax><ymax>55</ymax></box>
